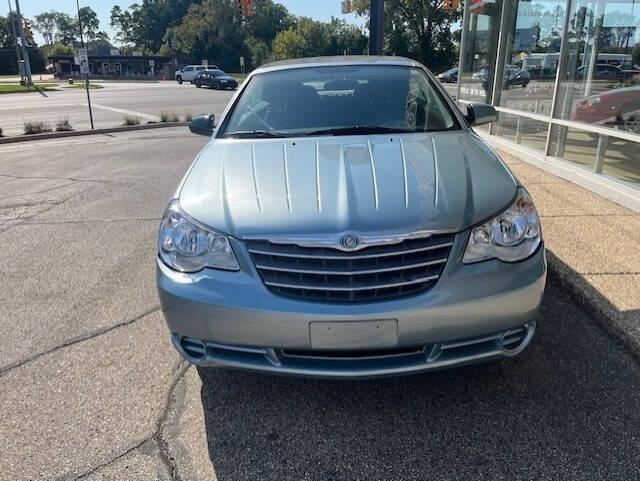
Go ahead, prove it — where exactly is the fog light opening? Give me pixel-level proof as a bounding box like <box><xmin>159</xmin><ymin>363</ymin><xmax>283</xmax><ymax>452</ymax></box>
<box><xmin>179</xmin><ymin>336</ymin><xmax>207</xmax><ymax>362</ymax></box>
<box><xmin>500</xmin><ymin>325</ymin><xmax>529</xmax><ymax>354</ymax></box>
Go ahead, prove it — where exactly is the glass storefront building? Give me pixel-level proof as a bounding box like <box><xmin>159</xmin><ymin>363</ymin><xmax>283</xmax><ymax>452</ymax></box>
<box><xmin>457</xmin><ymin>0</ymin><xmax>640</xmax><ymax>195</ymax></box>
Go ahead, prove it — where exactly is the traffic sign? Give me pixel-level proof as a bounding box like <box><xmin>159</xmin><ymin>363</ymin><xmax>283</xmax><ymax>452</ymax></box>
<box><xmin>78</xmin><ymin>47</ymin><xmax>89</xmax><ymax>74</ymax></box>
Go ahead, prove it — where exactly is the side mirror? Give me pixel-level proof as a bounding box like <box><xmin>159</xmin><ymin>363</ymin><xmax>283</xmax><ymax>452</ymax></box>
<box><xmin>465</xmin><ymin>103</ymin><xmax>497</xmax><ymax>127</ymax></box>
<box><xmin>189</xmin><ymin>113</ymin><xmax>215</xmax><ymax>136</ymax></box>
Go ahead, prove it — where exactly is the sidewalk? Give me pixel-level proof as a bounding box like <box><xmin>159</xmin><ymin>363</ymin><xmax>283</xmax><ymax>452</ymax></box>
<box><xmin>498</xmin><ymin>150</ymin><xmax>640</xmax><ymax>356</ymax></box>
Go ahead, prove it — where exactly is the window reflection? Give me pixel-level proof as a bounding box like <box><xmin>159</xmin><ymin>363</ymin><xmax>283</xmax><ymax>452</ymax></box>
<box><xmin>553</xmin><ymin>0</ymin><xmax>640</xmax><ymax>137</ymax></box>
<box><xmin>494</xmin><ymin>112</ymin><xmax>549</xmax><ymax>152</ymax></box>
<box><xmin>459</xmin><ymin>0</ymin><xmax>504</xmax><ymax>104</ymax></box>
<box><xmin>548</xmin><ymin>125</ymin><xmax>640</xmax><ymax>185</ymax></box>
<box><xmin>498</xmin><ymin>0</ymin><xmax>566</xmax><ymax>115</ymax></box>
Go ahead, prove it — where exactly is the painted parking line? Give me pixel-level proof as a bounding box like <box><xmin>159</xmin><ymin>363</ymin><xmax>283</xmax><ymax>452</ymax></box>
<box><xmin>82</xmin><ymin>103</ymin><xmax>161</xmax><ymax>122</ymax></box>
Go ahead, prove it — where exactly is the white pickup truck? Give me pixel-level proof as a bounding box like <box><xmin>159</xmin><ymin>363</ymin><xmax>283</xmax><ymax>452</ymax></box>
<box><xmin>175</xmin><ymin>65</ymin><xmax>218</xmax><ymax>84</ymax></box>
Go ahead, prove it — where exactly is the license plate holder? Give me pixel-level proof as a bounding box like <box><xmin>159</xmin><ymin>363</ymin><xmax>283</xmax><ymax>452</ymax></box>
<box><xmin>309</xmin><ymin>320</ymin><xmax>398</xmax><ymax>349</ymax></box>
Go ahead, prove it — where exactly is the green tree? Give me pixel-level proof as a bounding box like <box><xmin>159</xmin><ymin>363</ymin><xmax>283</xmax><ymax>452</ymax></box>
<box><xmin>54</xmin><ymin>12</ymin><xmax>78</xmax><ymax>45</ymax></box>
<box><xmin>244</xmin><ymin>0</ymin><xmax>293</xmax><ymax>45</ymax></box>
<box><xmin>353</xmin><ymin>0</ymin><xmax>461</xmax><ymax>71</ymax></box>
<box><xmin>78</xmin><ymin>6</ymin><xmax>100</xmax><ymax>43</ymax></box>
<box><xmin>111</xmin><ymin>0</ymin><xmax>204</xmax><ymax>52</ymax></box>
<box><xmin>34</xmin><ymin>11</ymin><xmax>58</xmax><ymax>46</ymax></box>
<box><xmin>245</xmin><ymin>35</ymin><xmax>271</xmax><ymax>67</ymax></box>
<box><xmin>0</xmin><ymin>15</ymin><xmax>12</xmax><ymax>49</ymax></box>
<box><xmin>272</xmin><ymin>28</ymin><xmax>308</xmax><ymax>60</ymax></box>
<box><xmin>172</xmin><ymin>0</ymin><xmax>245</xmax><ymax>69</ymax></box>
<box><xmin>326</xmin><ymin>17</ymin><xmax>367</xmax><ymax>55</ymax></box>
<box><xmin>41</xmin><ymin>42</ymin><xmax>75</xmax><ymax>57</ymax></box>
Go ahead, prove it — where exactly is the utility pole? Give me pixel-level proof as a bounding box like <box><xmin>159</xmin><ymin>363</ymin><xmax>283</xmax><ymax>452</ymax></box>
<box><xmin>368</xmin><ymin>0</ymin><xmax>384</xmax><ymax>55</ymax></box>
<box><xmin>7</xmin><ymin>0</ymin><xmax>23</xmax><ymax>82</ymax></box>
<box><xmin>13</xmin><ymin>0</ymin><xmax>32</xmax><ymax>85</ymax></box>
<box><xmin>76</xmin><ymin>0</ymin><xmax>95</xmax><ymax>129</ymax></box>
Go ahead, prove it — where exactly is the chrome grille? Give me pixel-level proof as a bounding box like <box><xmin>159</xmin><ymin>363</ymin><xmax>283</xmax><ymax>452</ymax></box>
<box><xmin>246</xmin><ymin>234</ymin><xmax>455</xmax><ymax>302</ymax></box>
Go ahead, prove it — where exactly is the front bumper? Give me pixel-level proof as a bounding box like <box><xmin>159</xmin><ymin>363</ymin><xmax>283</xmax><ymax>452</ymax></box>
<box><xmin>157</xmin><ymin>236</ymin><xmax>546</xmax><ymax>378</ymax></box>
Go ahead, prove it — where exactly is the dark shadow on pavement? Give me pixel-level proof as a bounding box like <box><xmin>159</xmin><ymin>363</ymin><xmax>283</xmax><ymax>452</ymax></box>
<box><xmin>198</xmin><ymin>276</ymin><xmax>640</xmax><ymax>480</ymax></box>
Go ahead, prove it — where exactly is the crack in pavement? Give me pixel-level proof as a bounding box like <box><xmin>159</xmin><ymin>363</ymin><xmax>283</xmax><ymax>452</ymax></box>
<box><xmin>0</xmin><ymin>199</ymin><xmax>61</xmax><ymax>209</ymax></box>
<box><xmin>67</xmin><ymin>361</ymin><xmax>191</xmax><ymax>481</ymax></box>
<box><xmin>0</xmin><ymin>172</ymin><xmax>112</xmax><ymax>184</ymax></box>
<box><xmin>154</xmin><ymin>362</ymin><xmax>191</xmax><ymax>481</ymax></box>
<box><xmin>0</xmin><ymin>181</ymin><xmax>77</xmax><ymax>201</ymax></box>
<box><xmin>0</xmin><ymin>305</ymin><xmax>161</xmax><ymax>376</ymax></box>
<box><xmin>63</xmin><ymin>439</ymin><xmax>153</xmax><ymax>481</ymax></box>
<box><xmin>11</xmin><ymin>217</ymin><xmax>161</xmax><ymax>226</ymax></box>
<box><xmin>0</xmin><ymin>185</ymin><xmax>99</xmax><ymax>234</ymax></box>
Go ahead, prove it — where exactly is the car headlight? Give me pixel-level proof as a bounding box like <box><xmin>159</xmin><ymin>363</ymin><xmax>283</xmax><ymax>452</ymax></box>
<box><xmin>157</xmin><ymin>200</ymin><xmax>239</xmax><ymax>272</ymax></box>
<box><xmin>585</xmin><ymin>96</ymin><xmax>601</xmax><ymax>106</ymax></box>
<box><xmin>463</xmin><ymin>189</ymin><xmax>541</xmax><ymax>264</ymax></box>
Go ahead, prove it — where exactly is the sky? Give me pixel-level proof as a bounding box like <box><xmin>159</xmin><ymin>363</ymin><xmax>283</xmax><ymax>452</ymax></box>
<box><xmin>9</xmin><ymin>0</ymin><xmax>362</xmax><ymax>45</ymax></box>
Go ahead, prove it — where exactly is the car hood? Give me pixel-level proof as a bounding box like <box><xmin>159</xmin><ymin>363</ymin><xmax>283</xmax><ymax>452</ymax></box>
<box><xmin>179</xmin><ymin>131</ymin><xmax>518</xmax><ymax>238</ymax></box>
<box><xmin>217</xmin><ymin>75</ymin><xmax>236</xmax><ymax>82</ymax></box>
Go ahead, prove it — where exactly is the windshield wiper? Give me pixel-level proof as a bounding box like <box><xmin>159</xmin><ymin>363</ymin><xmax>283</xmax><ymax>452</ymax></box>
<box><xmin>223</xmin><ymin>130</ymin><xmax>294</xmax><ymax>138</ymax></box>
<box><xmin>303</xmin><ymin>126</ymin><xmax>416</xmax><ymax>136</ymax></box>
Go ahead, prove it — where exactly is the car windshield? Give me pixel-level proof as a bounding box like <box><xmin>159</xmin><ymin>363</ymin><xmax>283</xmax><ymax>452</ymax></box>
<box><xmin>220</xmin><ymin>65</ymin><xmax>459</xmax><ymax>138</ymax></box>
<box><xmin>208</xmin><ymin>69</ymin><xmax>225</xmax><ymax>76</ymax></box>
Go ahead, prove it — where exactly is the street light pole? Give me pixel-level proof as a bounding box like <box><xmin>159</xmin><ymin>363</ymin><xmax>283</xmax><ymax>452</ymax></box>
<box><xmin>76</xmin><ymin>0</ymin><xmax>94</xmax><ymax>130</ymax></box>
<box><xmin>369</xmin><ymin>0</ymin><xmax>384</xmax><ymax>55</ymax></box>
<box><xmin>7</xmin><ymin>0</ymin><xmax>23</xmax><ymax>82</ymax></box>
<box><xmin>13</xmin><ymin>0</ymin><xmax>32</xmax><ymax>85</ymax></box>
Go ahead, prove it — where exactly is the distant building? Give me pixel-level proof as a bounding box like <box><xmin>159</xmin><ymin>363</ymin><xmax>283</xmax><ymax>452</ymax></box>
<box><xmin>48</xmin><ymin>54</ymin><xmax>175</xmax><ymax>80</ymax></box>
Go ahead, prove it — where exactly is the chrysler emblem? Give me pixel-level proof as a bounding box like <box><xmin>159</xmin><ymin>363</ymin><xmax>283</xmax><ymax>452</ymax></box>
<box><xmin>340</xmin><ymin>234</ymin><xmax>360</xmax><ymax>251</ymax></box>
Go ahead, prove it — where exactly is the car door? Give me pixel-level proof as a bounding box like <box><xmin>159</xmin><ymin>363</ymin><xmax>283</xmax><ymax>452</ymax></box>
<box><xmin>182</xmin><ymin>66</ymin><xmax>194</xmax><ymax>81</ymax></box>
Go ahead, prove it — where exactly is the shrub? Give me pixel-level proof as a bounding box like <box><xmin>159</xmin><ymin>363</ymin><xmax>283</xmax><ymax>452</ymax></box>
<box><xmin>184</xmin><ymin>112</ymin><xmax>193</xmax><ymax>122</ymax></box>
<box><xmin>55</xmin><ymin>117</ymin><xmax>73</xmax><ymax>132</ymax></box>
<box><xmin>122</xmin><ymin>114</ymin><xmax>140</xmax><ymax>126</ymax></box>
<box><xmin>0</xmin><ymin>127</ymin><xmax>3</xmax><ymax>137</ymax></box>
<box><xmin>160</xmin><ymin>110</ymin><xmax>180</xmax><ymax>122</ymax></box>
<box><xmin>23</xmin><ymin>120</ymin><xmax>53</xmax><ymax>135</ymax></box>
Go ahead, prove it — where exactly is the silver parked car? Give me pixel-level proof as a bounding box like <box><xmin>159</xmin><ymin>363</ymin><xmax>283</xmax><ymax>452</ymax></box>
<box><xmin>157</xmin><ymin>56</ymin><xmax>546</xmax><ymax>378</ymax></box>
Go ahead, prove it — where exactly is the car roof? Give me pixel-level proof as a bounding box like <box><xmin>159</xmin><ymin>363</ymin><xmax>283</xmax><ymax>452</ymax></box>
<box><xmin>256</xmin><ymin>56</ymin><xmax>424</xmax><ymax>74</ymax></box>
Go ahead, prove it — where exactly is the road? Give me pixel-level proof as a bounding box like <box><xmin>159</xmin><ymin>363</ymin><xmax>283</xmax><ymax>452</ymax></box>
<box><xmin>1</xmin><ymin>128</ymin><xmax>640</xmax><ymax>480</ymax></box>
<box><xmin>0</xmin><ymin>81</ymin><xmax>235</xmax><ymax>136</ymax></box>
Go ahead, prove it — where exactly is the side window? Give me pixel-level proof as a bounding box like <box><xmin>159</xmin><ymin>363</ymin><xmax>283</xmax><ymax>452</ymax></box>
<box><xmin>408</xmin><ymin>70</ymin><xmax>454</xmax><ymax>131</ymax></box>
<box><xmin>196</xmin><ymin>67</ymin><xmax>205</xmax><ymax>71</ymax></box>
<box><xmin>183</xmin><ymin>67</ymin><xmax>193</xmax><ymax>73</ymax></box>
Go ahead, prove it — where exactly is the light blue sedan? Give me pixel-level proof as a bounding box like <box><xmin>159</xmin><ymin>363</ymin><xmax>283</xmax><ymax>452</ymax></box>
<box><xmin>156</xmin><ymin>56</ymin><xmax>546</xmax><ymax>378</ymax></box>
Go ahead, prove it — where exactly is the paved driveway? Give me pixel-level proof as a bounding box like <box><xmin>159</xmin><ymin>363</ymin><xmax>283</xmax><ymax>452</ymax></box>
<box><xmin>1</xmin><ymin>128</ymin><xmax>639</xmax><ymax>480</ymax></box>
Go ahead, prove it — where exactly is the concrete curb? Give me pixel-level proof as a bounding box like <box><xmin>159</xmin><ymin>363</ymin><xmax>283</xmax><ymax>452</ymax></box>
<box><xmin>546</xmin><ymin>250</ymin><xmax>640</xmax><ymax>361</ymax></box>
<box><xmin>0</xmin><ymin>122</ymin><xmax>188</xmax><ymax>145</ymax></box>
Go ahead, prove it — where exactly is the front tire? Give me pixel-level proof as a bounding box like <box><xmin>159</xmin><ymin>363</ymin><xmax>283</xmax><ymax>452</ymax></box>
<box><xmin>176</xmin><ymin>76</ymin><xmax>183</xmax><ymax>85</ymax></box>
<box><xmin>195</xmin><ymin>80</ymin><xmax>202</xmax><ymax>88</ymax></box>
<box><xmin>620</xmin><ymin>109</ymin><xmax>640</xmax><ymax>134</ymax></box>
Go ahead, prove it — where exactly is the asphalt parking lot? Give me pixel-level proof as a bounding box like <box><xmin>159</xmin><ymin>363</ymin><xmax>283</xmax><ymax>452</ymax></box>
<box><xmin>2</xmin><ymin>128</ymin><xmax>640</xmax><ymax>480</ymax></box>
